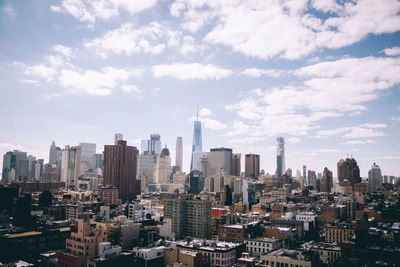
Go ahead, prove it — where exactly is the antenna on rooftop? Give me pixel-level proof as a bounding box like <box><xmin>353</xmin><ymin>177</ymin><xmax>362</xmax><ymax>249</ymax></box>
<box><xmin>196</xmin><ymin>104</ymin><xmax>199</xmax><ymax>121</ymax></box>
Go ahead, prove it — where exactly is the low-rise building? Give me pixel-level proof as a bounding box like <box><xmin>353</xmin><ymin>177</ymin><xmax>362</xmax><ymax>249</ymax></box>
<box><xmin>261</xmin><ymin>249</ymin><xmax>311</xmax><ymax>267</ymax></box>
<box><xmin>245</xmin><ymin>238</ymin><xmax>280</xmax><ymax>256</ymax></box>
<box><xmin>324</xmin><ymin>223</ymin><xmax>355</xmax><ymax>244</ymax></box>
<box><xmin>301</xmin><ymin>241</ymin><xmax>341</xmax><ymax>264</ymax></box>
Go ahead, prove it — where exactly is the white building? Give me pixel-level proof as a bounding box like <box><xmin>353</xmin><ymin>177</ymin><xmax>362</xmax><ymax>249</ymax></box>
<box><xmin>61</xmin><ymin>145</ymin><xmax>82</xmax><ymax>190</ymax></box>
<box><xmin>245</xmin><ymin>238</ymin><xmax>280</xmax><ymax>256</ymax></box>
<box><xmin>98</xmin><ymin>242</ymin><xmax>121</xmax><ymax>260</ymax></box>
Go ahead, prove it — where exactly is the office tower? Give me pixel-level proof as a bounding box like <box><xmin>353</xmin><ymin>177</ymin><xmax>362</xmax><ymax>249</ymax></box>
<box><xmin>222</xmin><ymin>185</ymin><xmax>232</xmax><ymax>206</ymax></box>
<box><xmin>190</xmin><ymin>115</ymin><xmax>203</xmax><ymax>170</ymax></box>
<box><xmin>163</xmin><ymin>195</ymin><xmax>211</xmax><ymax>239</ymax></box>
<box><xmin>245</xmin><ymin>154</ymin><xmax>260</xmax><ymax>179</ymax></box>
<box><xmin>231</xmin><ymin>153</ymin><xmax>241</xmax><ymax>176</ymax></box>
<box><xmin>103</xmin><ymin>140</ymin><xmax>138</xmax><ymax>201</ymax></box>
<box><xmin>308</xmin><ymin>170</ymin><xmax>316</xmax><ymax>189</ymax></box>
<box><xmin>175</xmin><ymin>137</ymin><xmax>183</xmax><ymax>171</ymax></box>
<box><xmin>141</xmin><ymin>140</ymin><xmax>150</xmax><ymax>155</ymax></box>
<box><xmin>206</xmin><ymin>148</ymin><xmax>232</xmax><ymax>177</ymax></box>
<box><xmin>150</xmin><ymin>133</ymin><xmax>162</xmax><ymax>159</ymax></box>
<box><xmin>114</xmin><ymin>133</ymin><xmax>123</xmax><ymax>145</ymax></box>
<box><xmin>13</xmin><ymin>150</ymin><xmax>28</xmax><ymax>181</ymax></box>
<box><xmin>189</xmin><ymin>170</ymin><xmax>204</xmax><ymax>195</ymax></box>
<box><xmin>192</xmin><ymin>151</ymin><xmax>208</xmax><ymax>171</ymax></box>
<box><xmin>61</xmin><ymin>145</ymin><xmax>82</xmax><ymax>190</ymax></box>
<box><xmin>276</xmin><ymin>137</ymin><xmax>285</xmax><ymax>183</ymax></box>
<box><xmin>154</xmin><ymin>147</ymin><xmax>172</xmax><ymax>184</ymax></box>
<box><xmin>2</xmin><ymin>151</ymin><xmax>16</xmax><ymax>182</ymax></box>
<box><xmin>137</xmin><ymin>154</ymin><xmax>155</xmax><ymax>184</ymax></box>
<box><xmin>89</xmin><ymin>153</ymin><xmax>103</xmax><ymax>171</ymax></box>
<box><xmin>80</xmin><ymin>143</ymin><xmax>96</xmax><ymax>164</ymax></box>
<box><xmin>303</xmin><ymin>165</ymin><xmax>307</xmax><ymax>184</ymax></box>
<box><xmin>34</xmin><ymin>159</ymin><xmax>44</xmax><ymax>180</ymax></box>
<box><xmin>320</xmin><ymin>167</ymin><xmax>333</xmax><ymax>192</ymax></box>
<box><xmin>317</xmin><ymin>172</ymin><xmax>322</xmax><ymax>179</ymax></box>
<box><xmin>337</xmin><ymin>157</ymin><xmax>361</xmax><ymax>186</ymax></box>
<box><xmin>368</xmin><ymin>163</ymin><xmax>382</xmax><ymax>193</ymax></box>
<box><xmin>27</xmin><ymin>155</ymin><xmax>36</xmax><ymax>179</ymax></box>
<box><xmin>49</xmin><ymin>141</ymin><xmax>57</xmax><ymax>164</ymax></box>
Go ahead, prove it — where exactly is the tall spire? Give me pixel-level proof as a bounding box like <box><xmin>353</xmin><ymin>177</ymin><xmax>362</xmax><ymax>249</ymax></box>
<box><xmin>196</xmin><ymin>104</ymin><xmax>199</xmax><ymax>121</ymax></box>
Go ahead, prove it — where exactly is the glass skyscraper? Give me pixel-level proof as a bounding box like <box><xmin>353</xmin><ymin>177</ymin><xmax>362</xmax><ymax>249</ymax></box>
<box><xmin>190</xmin><ymin>120</ymin><xmax>203</xmax><ymax>170</ymax></box>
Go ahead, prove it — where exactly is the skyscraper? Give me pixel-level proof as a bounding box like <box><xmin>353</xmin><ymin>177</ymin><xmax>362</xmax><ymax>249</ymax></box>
<box><xmin>368</xmin><ymin>163</ymin><xmax>382</xmax><ymax>193</ymax></box>
<box><xmin>150</xmin><ymin>133</ymin><xmax>162</xmax><ymax>159</ymax></box>
<box><xmin>231</xmin><ymin>153</ymin><xmax>241</xmax><ymax>176</ymax></box>
<box><xmin>206</xmin><ymin>148</ymin><xmax>232</xmax><ymax>177</ymax></box>
<box><xmin>245</xmin><ymin>154</ymin><xmax>260</xmax><ymax>179</ymax></box>
<box><xmin>190</xmin><ymin>114</ymin><xmax>203</xmax><ymax>171</ymax></box>
<box><xmin>2</xmin><ymin>151</ymin><xmax>16</xmax><ymax>182</ymax></box>
<box><xmin>49</xmin><ymin>141</ymin><xmax>57</xmax><ymax>164</ymax></box>
<box><xmin>320</xmin><ymin>167</ymin><xmax>333</xmax><ymax>193</ymax></box>
<box><xmin>163</xmin><ymin>195</ymin><xmax>211</xmax><ymax>239</ymax></box>
<box><xmin>308</xmin><ymin>170</ymin><xmax>317</xmax><ymax>189</ymax></box>
<box><xmin>114</xmin><ymin>133</ymin><xmax>123</xmax><ymax>145</ymax></box>
<box><xmin>188</xmin><ymin>170</ymin><xmax>204</xmax><ymax>195</ymax></box>
<box><xmin>337</xmin><ymin>157</ymin><xmax>361</xmax><ymax>186</ymax></box>
<box><xmin>175</xmin><ymin>137</ymin><xmax>183</xmax><ymax>171</ymax></box>
<box><xmin>61</xmin><ymin>145</ymin><xmax>82</xmax><ymax>190</ymax></box>
<box><xmin>303</xmin><ymin>165</ymin><xmax>307</xmax><ymax>184</ymax></box>
<box><xmin>154</xmin><ymin>147</ymin><xmax>172</xmax><ymax>184</ymax></box>
<box><xmin>103</xmin><ymin>140</ymin><xmax>138</xmax><ymax>201</ymax></box>
<box><xmin>276</xmin><ymin>137</ymin><xmax>285</xmax><ymax>183</ymax></box>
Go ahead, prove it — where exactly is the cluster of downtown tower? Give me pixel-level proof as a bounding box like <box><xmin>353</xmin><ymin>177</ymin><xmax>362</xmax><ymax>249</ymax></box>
<box><xmin>1</xmin><ymin>116</ymin><xmax>399</xmax><ymax>267</ymax></box>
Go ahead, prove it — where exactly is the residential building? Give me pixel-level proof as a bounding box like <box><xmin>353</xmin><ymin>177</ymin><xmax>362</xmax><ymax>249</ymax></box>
<box><xmin>276</xmin><ymin>137</ymin><xmax>285</xmax><ymax>184</ymax></box>
<box><xmin>163</xmin><ymin>195</ymin><xmax>212</xmax><ymax>239</ymax></box>
<box><xmin>58</xmin><ymin>215</ymin><xmax>107</xmax><ymax>267</ymax></box>
<box><xmin>103</xmin><ymin>140</ymin><xmax>138</xmax><ymax>201</ymax></box>
<box><xmin>175</xmin><ymin>137</ymin><xmax>183</xmax><ymax>171</ymax></box>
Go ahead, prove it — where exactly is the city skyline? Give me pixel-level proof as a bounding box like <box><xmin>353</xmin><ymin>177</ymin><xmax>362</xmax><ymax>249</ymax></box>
<box><xmin>1</xmin><ymin>0</ymin><xmax>400</xmax><ymax>177</ymax></box>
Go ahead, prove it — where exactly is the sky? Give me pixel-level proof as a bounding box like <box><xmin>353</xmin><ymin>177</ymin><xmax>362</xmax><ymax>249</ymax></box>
<box><xmin>0</xmin><ymin>0</ymin><xmax>400</xmax><ymax>178</ymax></box>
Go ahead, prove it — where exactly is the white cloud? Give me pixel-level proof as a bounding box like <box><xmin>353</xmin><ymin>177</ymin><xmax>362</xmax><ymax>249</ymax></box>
<box><xmin>23</xmin><ymin>64</ymin><xmax>57</xmax><ymax>82</ymax></box>
<box><xmin>240</xmin><ymin>68</ymin><xmax>283</xmax><ymax>78</ymax></box>
<box><xmin>51</xmin><ymin>0</ymin><xmax>157</xmax><ymax>25</ymax></box>
<box><xmin>288</xmin><ymin>137</ymin><xmax>301</xmax><ymax>144</ymax></box>
<box><xmin>152</xmin><ymin>87</ymin><xmax>160</xmax><ymax>96</ymax></box>
<box><xmin>381</xmin><ymin>46</ymin><xmax>400</xmax><ymax>56</ymax></box>
<box><xmin>53</xmin><ymin>45</ymin><xmax>73</xmax><ymax>59</ymax></box>
<box><xmin>225</xmin><ymin>56</ymin><xmax>399</xmax><ymax>139</ymax></box>
<box><xmin>316</xmin><ymin>124</ymin><xmax>386</xmax><ymax>139</ymax></box>
<box><xmin>341</xmin><ymin>140</ymin><xmax>376</xmax><ymax>145</ymax></box>
<box><xmin>21</xmin><ymin>79</ymin><xmax>40</xmax><ymax>86</ymax></box>
<box><xmin>391</xmin><ymin>116</ymin><xmax>400</xmax><ymax>123</ymax></box>
<box><xmin>188</xmin><ymin>116</ymin><xmax>227</xmax><ymax>131</ymax></box>
<box><xmin>58</xmin><ymin>67</ymin><xmax>139</xmax><ymax>96</ymax></box>
<box><xmin>85</xmin><ymin>22</ymin><xmax>175</xmax><ymax>58</ymax></box>
<box><xmin>122</xmin><ymin>84</ymin><xmax>140</xmax><ymax>93</ymax></box>
<box><xmin>153</xmin><ymin>63</ymin><xmax>232</xmax><ymax>80</ymax></box>
<box><xmin>199</xmin><ymin>108</ymin><xmax>213</xmax><ymax>117</ymax></box>
<box><xmin>178</xmin><ymin>36</ymin><xmax>205</xmax><ymax>55</ymax></box>
<box><xmin>171</xmin><ymin>0</ymin><xmax>400</xmax><ymax>60</ymax></box>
